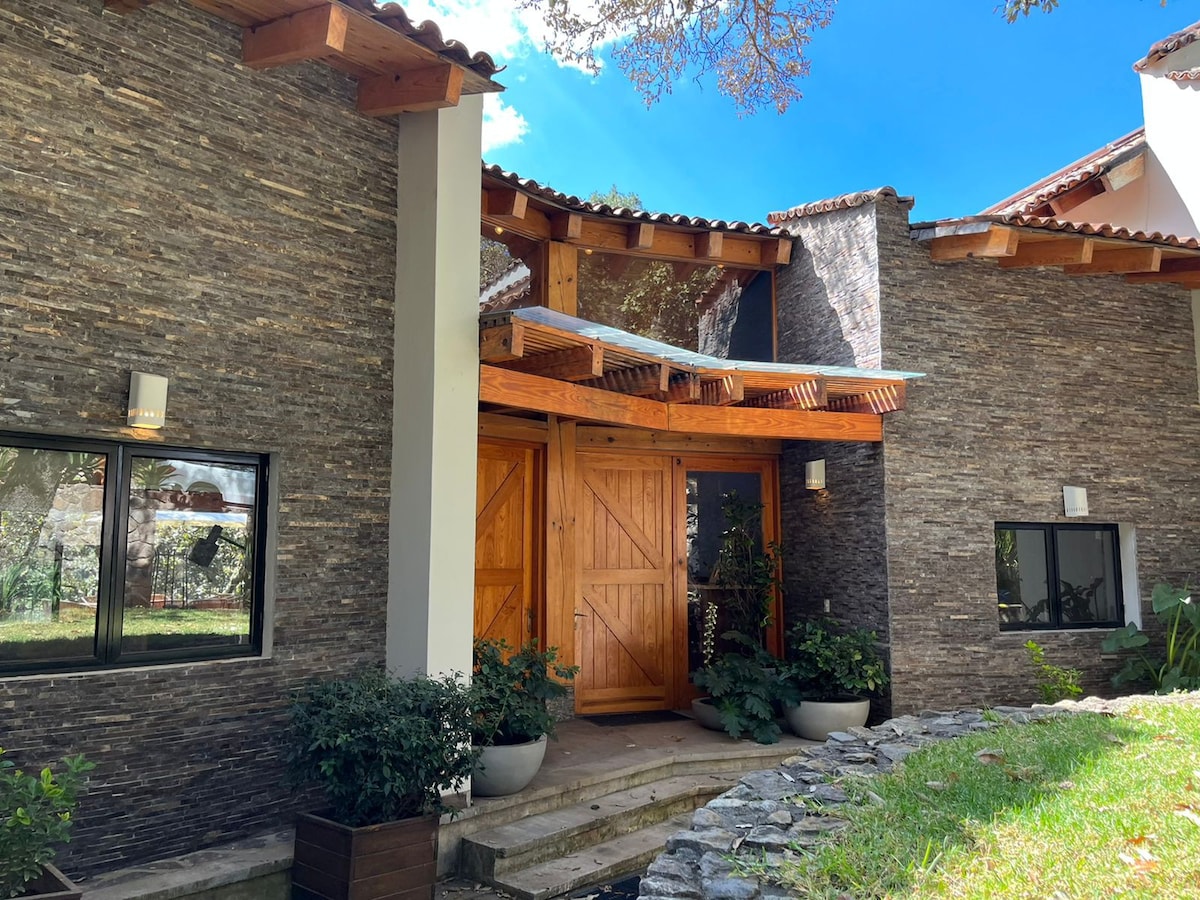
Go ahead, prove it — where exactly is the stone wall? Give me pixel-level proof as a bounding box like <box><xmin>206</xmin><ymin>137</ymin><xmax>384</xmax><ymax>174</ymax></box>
<box><xmin>873</xmin><ymin>195</ymin><xmax>1200</xmax><ymax>712</ymax></box>
<box><xmin>774</xmin><ymin>206</ymin><xmax>891</xmax><ymax>646</ymax></box>
<box><xmin>0</xmin><ymin>0</ymin><xmax>398</xmax><ymax>876</ymax></box>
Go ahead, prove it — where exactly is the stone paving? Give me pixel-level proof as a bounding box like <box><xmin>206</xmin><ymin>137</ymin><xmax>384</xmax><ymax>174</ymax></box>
<box><xmin>638</xmin><ymin>702</ymin><xmax>1085</xmax><ymax>900</ymax></box>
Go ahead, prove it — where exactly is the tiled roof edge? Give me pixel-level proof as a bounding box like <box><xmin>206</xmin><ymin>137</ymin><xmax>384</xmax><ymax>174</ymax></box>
<box><xmin>911</xmin><ymin>214</ymin><xmax>1200</xmax><ymax>250</ymax></box>
<box><xmin>482</xmin><ymin>163</ymin><xmax>783</xmax><ymax>235</ymax></box>
<box><xmin>1133</xmin><ymin>20</ymin><xmax>1200</xmax><ymax>71</ymax></box>
<box><xmin>346</xmin><ymin>0</ymin><xmax>502</xmax><ymax>79</ymax></box>
<box><xmin>766</xmin><ymin>187</ymin><xmax>913</xmax><ymax>225</ymax></box>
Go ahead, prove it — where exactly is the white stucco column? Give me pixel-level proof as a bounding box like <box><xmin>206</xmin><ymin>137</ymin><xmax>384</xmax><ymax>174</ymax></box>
<box><xmin>388</xmin><ymin>94</ymin><xmax>483</xmax><ymax>678</ymax></box>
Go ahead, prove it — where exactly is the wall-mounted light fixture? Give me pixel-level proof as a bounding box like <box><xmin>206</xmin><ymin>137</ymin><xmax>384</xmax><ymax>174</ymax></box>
<box><xmin>1063</xmin><ymin>486</ymin><xmax>1089</xmax><ymax>517</ymax></box>
<box><xmin>805</xmin><ymin>459</ymin><xmax>826</xmax><ymax>491</ymax></box>
<box><xmin>127</xmin><ymin>372</ymin><xmax>168</xmax><ymax>429</ymax></box>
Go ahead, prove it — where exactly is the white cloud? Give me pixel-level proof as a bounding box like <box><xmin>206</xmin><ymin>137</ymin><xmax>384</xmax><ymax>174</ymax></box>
<box><xmin>481</xmin><ymin>93</ymin><xmax>529</xmax><ymax>153</ymax></box>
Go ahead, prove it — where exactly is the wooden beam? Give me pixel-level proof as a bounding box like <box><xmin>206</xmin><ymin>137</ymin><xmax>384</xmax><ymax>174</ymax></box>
<box><xmin>1047</xmin><ymin>179</ymin><xmax>1106</xmax><ymax>217</ymax></box>
<box><xmin>664</xmin><ymin>374</ymin><xmax>701</xmax><ymax>403</ymax></box>
<box><xmin>546</xmin><ymin>242</ymin><xmax>578</xmax><ymax>316</ymax></box>
<box><xmin>667</xmin><ymin>405</ymin><xmax>883</xmax><ymax>442</ymax></box>
<box><xmin>544</xmin><ymin>417</ymin><xmax>576</xmax><ymax>673</ymax></box>
<box><xmin>1123</xmin><ymin>257</ymin><xmax>1200</xmax><ymax>282</ymax></box>
<box><xmin>759</xmin><ymin>238</ymin><xmax>793</xmax><ymax>267</ymax></box>
<box><xmin>243</xmin><ymin>5</ymin><xmax>349</xmax><ymax>69</ymax></box>
<box><xmin>479</xmin><ymin>324</ymin><xmax>525</xmax><ymax>362</ymax></box>
<box><xmin>484</xmin><ymin>189</ymin><xmax>528</xmax><ymax>220</ymax></box>
<box><xmin>1063</xmin><ymin>246</ymin><xmax>1163</xmax><ymax>276</ymax></box>
<box><xmin>626</xmin><ymin>223</ymin><xmax>655</xmax><ymax>251</ymax></box>
<box><xmin>694</xmin><ymin>232</ymin><xmax>724</xmax><ymax>261</ymax></box>
<box><xmin>1101</xmin><ymin>151</ymin><xmax>1145</xmax><ymax>193</ymax></box>
<box><xmin>698</xmin><ymin>375</ymin><xmax>745</xmax><ymax>406</ymax></box>
<box><xmin>478</xmin><ymin>412</ymin><xmax>549</xmax><ymax>444</ymax></box>
<box><xmin>551</xmin><ymin>214</ymin><xmax>583</xmax><ymax>241</ymax></box>
<box><xmin>929</xmin><ymin>226</ymin><xmax>1019</xmax><ymax>262</ymax></box>
<box><xmin>580</xmin><ymin>364</ymin><xmax>671</xmax><ymax>397</ymax></box>
<box><xmin>503</xmin><ymin>345</ymin><xmax>603</xmax><ymax>381</ymax></box>
<box><xmin>743</xmin><ymin>380</ymin><xmax>826</xmax><ymax>411</ymax></box>
<box><xmin>827</xmin><ymin>383</ymin><xmax>906</xmax><ymax>414</ymax></box>
<box><xmin>480</xmin><ymin>365</ymin><xmax>668</xmax><ymax>430</ymax></box>
<box><xmin>357</xmin><ymin>64</ymin><xmax>463</xmax><ymax>116</ymax></box>
<box><xmin>997</xmin><ymin>238</ymin><xmax>1095</xmax><ymax>269</ymax></box>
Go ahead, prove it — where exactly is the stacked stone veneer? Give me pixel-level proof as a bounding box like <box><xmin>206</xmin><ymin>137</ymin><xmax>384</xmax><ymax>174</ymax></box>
<box><xmin>0</xmin><ymin>0</ymin><xmax>398</xmax><ymax>876</ymax></box>
<box><xmin>775</xmin><ymin>195</ymin><xmax>1200</xmax><ymax>713</ymax></box>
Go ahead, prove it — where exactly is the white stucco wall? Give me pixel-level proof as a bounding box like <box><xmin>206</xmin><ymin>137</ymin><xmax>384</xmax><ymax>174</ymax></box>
<box><xmin>1139</xmin><ymin>41</ymin><xmax>1200</xmax><ymax>238</ymax></box>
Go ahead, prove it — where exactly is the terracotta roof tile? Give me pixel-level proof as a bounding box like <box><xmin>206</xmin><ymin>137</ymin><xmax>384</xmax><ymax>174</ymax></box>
<box><xmin>981</xmin><ymin>128</ymin><xmax>1146</xmax><ymax>217</ymax></box>
<box><xmin>1166</xmin><ymin>66</ymin><xmax>1200</xmax><ymax>81</ymax></box>
<box><xmin>342</xmin><ymin>0</ymin><xmax>502</xmax><ymax>80</ymax></box>
<box><xmin>911</xmin><ymin>214</ymin><xmax>1200</xmax><ymax>251</ymax></box>
<box><xmin>766</xmin><ymin>187</ymin><xmax>912</xmax><ymax>224</ymax></box>
<box><xmin>482</xmin><ymin>164</ymin><xmax>782</xmax><ymax>235</ymax></box>
<box><xmin>1133</xmin><ymin>20</ymin><xmax>1200</xmax><ymax>71</ymax></box>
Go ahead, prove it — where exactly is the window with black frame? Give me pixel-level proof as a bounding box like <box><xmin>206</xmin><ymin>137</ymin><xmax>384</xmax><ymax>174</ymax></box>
<box><xmin>995</xmin><ymin>523</ymin><xmax>1122</xmax><ymax>630</ymax></box>
<box><xmin>0</xmin><ymin>435</ymin><xmax>267</xmax><ymax>674</ymax></box>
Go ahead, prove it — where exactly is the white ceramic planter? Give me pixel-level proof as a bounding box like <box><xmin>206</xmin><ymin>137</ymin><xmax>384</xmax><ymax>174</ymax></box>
<box><xmin>471</xmin><ymin>735</ymin><xmax>548</xmax><ymax>797</ymax></box>
<box><xmin>691</xmin><ymin>697</ymin><xmax>725</xmax><ymax>732</ymax></box>
<box><xmin>783</xmin><ymin>698</ymin><xmax>870</xmax><ymax>741</ymax></box>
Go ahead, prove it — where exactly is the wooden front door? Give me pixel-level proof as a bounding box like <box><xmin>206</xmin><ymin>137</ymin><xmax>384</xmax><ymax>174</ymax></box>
<box><xmin>474</xmin><ymin>441</ymin><xmax>538</xmax><ymax>649</ymax></box>
<box><xmin>575</xmin><ymin>453</ymin><xmax>676</xmax><ymax>714</ymax></box>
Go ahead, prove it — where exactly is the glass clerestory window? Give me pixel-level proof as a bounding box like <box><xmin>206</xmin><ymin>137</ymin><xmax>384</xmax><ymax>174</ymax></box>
<box><xmin>0</xmin><ymin>434</ymin><xmax>267</xmax><ymax>674</ymax></box>
<box><xmin>995</xmin><ymin>523</ymin><xmax>1122</xmax><ymax>630</ymax></box>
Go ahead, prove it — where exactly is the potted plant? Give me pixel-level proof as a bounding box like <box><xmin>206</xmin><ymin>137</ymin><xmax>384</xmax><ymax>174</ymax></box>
<box><xmin>469</xmin><ymin>638</ymin><xmax>577</xmax><ymax>797</ymax></box>
<box><xmin>692</xmin><ymin>631</ymin><xmax>796</xmax><ymax>745</ymax></box>
<box><xmin>286</xmin><ymin>668</ymin><xmax>479</xmax><ymax>900</ymax></box>
<box><xmin>0</xmin><ymin>747</ymin><xmax>94</xmax><ymax>900</ymax></box>
<box><xmin>781</xmin><ymin>618</ymin><xmax>889</xmax><ymax>740</ymax></box>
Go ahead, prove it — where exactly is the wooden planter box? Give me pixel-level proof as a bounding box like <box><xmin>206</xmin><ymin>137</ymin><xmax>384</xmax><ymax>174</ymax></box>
<box><xmin>292</xmin><ymin>811</ymin><xmax>439</xmax><ymax>900</ymax></box>
<box><xmin>21</xmin><ymin>864</ymin><xmax>82</xmax><ymax>900</ymax></box>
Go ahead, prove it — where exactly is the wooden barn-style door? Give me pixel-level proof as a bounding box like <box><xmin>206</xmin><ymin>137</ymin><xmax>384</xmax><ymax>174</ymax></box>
<box><xmin>575</xmin><ymin>453</ymin><xmax>676</xmax><ymax>714</ymax></box>
<box><xmin>474</xmin><ymin>441</ymin><xmax>539</xmax><ymax>650</ymax></box>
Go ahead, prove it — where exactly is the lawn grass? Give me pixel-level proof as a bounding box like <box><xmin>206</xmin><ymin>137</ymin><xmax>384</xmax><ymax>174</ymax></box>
<box><xmin>762</xmin><ymin>698</ymin><xmax>1200</xmax><ymax>899</ymax></box>
<box><xmin>0</xmin><ymin>606</ymin><xmax>248</xmax><ymax>643</ymax></box>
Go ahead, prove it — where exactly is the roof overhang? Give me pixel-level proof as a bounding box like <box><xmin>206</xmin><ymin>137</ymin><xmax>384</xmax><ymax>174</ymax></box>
<box><xmin>912</xmin><ymin>218</ymin><xmax>1200</xmax><ymax>288</ymax></box>
<box><xmin>479</xmin><ymin>307</ymin><xmax>923</xmax><ymax>442</ymax></box>
<box><xmin>105</xmin><ymin>0</ymin><xmax>503</xmax><ymax>115</ymax></box>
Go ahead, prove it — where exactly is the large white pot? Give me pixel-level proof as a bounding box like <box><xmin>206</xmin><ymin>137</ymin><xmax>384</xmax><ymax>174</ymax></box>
<box><xmin>783</xmin><ymin>698</ymin><xmax>870</xmax><ymax>741</ymax></box>
<box><xmin>471</xmin><ymin>735</ymin><xmax>548</xmax><ymax>797</ymax></box>
<box><xmin>691</xmin><ymin>697</ymin><xmax>724</xmax><ymax>732</ymax></box>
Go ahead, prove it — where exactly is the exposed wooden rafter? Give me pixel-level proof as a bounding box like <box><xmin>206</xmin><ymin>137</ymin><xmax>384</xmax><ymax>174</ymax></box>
<box><xmin>743</xmin><ymin>381</ymin><xmax>826</xmax><ymax>411</ymax></box>
<box><xmin>580</xmin><ymin>364</ymin><xmax>670</xmax><ymax>397</ymax></box>
<box><xmin>502</xmin><ymin>345</ymin><xmax>603</xmax><ymax>381</ymax></box>
<box><xmin>929</xmin><ymin>226</ymin><xmax>1019</xmax><ymax>262</ymax></box>
<box><xmin>1063</xmin><ymin>246</ymin><xmax>1162</xmax><ymax>276</ymax></box>
<box><xmin>357</xmin><ymin>65</ymin><xmax>463</xmax><ymax>116</ymax></box>
<box><xmin>997</xmin><ymin>237</ymin><xmax>1095</xmax><ymax>269</ymax></box>
<box><xmin>1124</xmin><ymin>257</ymin><xmax>1200</xmax><ymax>286</ymax></box>
<box><xmin>827</xmin><ymin>383</ymin><xmax>906</xmax><ymax>415</ymax></box>
<box><xmin>1047</xmin><ymin>180</ymin><xmax>1106</xmax><ymax>217</ymax></box>
<box><xmin>698</xmin><ymin>375</ymin><xmax>744</xmax><ymax>407</ymax></box>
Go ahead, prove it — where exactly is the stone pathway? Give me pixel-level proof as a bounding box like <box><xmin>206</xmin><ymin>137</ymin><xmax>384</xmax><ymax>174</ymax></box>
<box><xmin>638</xmin><ymin>703</ymin><xmax>1076</xmax><ymax>900</ymax></box>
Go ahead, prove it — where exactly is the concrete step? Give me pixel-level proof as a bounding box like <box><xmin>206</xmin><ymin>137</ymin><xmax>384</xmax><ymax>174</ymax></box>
<box><xmin>488</xmin><ymin>812</ymin><xmax>692</xmax><ymax>900</ymax></box>
<box><xmin>461</xmin><ymin>773</ymin><xmax>731</xmax><ymax>880</ymax></box>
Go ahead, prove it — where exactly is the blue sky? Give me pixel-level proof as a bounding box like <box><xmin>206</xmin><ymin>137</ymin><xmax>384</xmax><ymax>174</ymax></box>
<box><xmin>415</xmin><ymin>0</ymin><xmax>1200</xmax><ymax>224</ymax></box>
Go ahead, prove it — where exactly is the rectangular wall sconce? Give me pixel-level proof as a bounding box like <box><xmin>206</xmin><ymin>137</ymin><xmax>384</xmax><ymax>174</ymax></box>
<box><xmin>805</xmin><ymin>459</ymin><xmax>826</xmax><ymax>491</ymax></box>
<box><xmin>1063</xmin><ymin>486</ymin><xmax>1089</xmax><ymax>517</ymax></box>
<box><xmin>127</xmin><ymin>372</ymin><xmax>168</xmax><ymax>429</ymax></box>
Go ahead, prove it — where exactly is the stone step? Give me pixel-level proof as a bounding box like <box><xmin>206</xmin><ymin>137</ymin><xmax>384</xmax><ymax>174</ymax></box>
<box><xmin>461</xmin><ymin>774</ymin><xmax>731</xmax><ymax>880</ymax></box>
<box><xmin>488</xmin><ymin>812</ymin><xmax>693</xmax><ymax>900</ymax></box>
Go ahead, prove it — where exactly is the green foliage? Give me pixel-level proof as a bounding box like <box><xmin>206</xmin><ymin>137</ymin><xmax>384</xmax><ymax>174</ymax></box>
<box><xmin>577</xmin><ymin>253</ymin><xmax>714</xmax><ymax>349</ymax></box>
<box><xmin>783</xmin><ymin>618</ymin><xmax>889</xmax><ymax>702</ymax></box>
<box><xmin>693</xmin><ymin>631</ymin><xmax>796</xmax><ymax>744</ymax></box>
<box><xmin>586</xmin><ymin>186</ymin><xmax>643</xmax><ymax>210</ymax></box>
<box><xmin>0</xmin><ymin>748</ymin><xmax>94</xmax><ymax>900</ymax></box>
<box><xmin>470</xmin><ymin>638</ymin><xmax>578</xmax><ymax>746</ymax></box>
<box><xmin>286</xmin><ymin>669</ymin><xmax>479</xmax><ymax>827</ymax></box>
<box><xmin>1022</xmin><ymin>640</ymin><xmax>1083</xmax><ymax>703</ymax></box>
<box><xmin>1002</xmin><ymin>0</ymin><xmax>1061</xmax><ymax>22</ymax></box>
<box><xmin>0</xmin><ymin>562</ymin><xmax>55</xmax><ymax>617</ymax></box>
<box><xmin>710</xmin><ymin>492</ymin><xmax>782</xmax><ymax>643</ymax></box>
<box><xmin>1102</xmin><ymin>582</ymin><xmax>1200</xmax><ymax>693</ymax></box>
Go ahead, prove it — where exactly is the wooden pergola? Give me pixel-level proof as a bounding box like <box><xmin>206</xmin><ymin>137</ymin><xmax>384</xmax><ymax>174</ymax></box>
<box><xmin>480</xmin><ymin>307</ymin><xmax>922</xmax><ymax>442</ymax></box>
<box><xmin>104</xmin><ymin>0</ymin><xmax>503</xmax><ymax>115</ymax></box>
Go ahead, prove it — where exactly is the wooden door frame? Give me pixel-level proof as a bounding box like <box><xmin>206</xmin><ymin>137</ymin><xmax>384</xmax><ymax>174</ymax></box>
<box><xmin>671</xmin><ymin>455</ymin><xmax>782</xmax><ymax>707</ymax></box>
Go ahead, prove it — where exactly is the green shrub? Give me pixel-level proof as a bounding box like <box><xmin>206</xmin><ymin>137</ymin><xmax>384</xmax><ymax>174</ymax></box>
<box><xmin>1102</xmin><ymin>581</ymin><xmax>1200</xmax><ymax>693</ymax></box>
<box><xmin>470</xmin><ymin>638</ymin><xmax>577</xmax><ymax>746</ymax></box>
<box><xmin>286</xmin><ymin>669</ymin><xmax>479</xmax><ymax>827</ymax></box>
<box><xmin>782</xmin><ymin>618</ymin><xmax>889</xmax><ymax>702</ymax></box>
<box><xmin>1023</xmin><ymin>639</ymin><xmax>1083</xmax><ymax>703</ymax></box>
<box><xmin>693</xmin><ymin>631</ymin><xmax>796</xmax><ymax>744</ymax></box>
<box><xmin>0</xmin><ymin>748</ymin><xmax>94</xmax><ymax>900</ymax></box>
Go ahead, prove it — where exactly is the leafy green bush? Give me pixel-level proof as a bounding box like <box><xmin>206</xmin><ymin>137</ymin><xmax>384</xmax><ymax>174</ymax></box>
<box><xmin>286</xmin><ymin>669</ymin><xmax>479</xmax><ymax>827</ymax></box>
<box><xmin>0</xmin><ymin>748</ymin><xmax>94</xmax><ymax>899</ymax></box>
<box><xmin>1023</xmin><ymin>639</ymin><xmax>1083</xmax><ymax>703</ymax></box>
<box><xmin>693</xmin><ymin>631</ymin><xmax>796</xmax><ymax>744</ymax></box>
<box><xmin>783</xmin><ymin>618</ymin><xmax>889</xmax><ymax>702</ymax></box>
<box><xmin>1102</xmin><ymin>582</ymin><xmax>1200</xmax><ymax>693</ymax></box>
<box><xmin>470</xmin><ymin>638</ymin><xmax>577</xmax><ymax>746</ymax></box>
